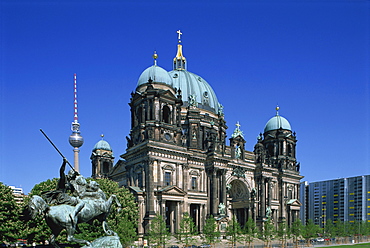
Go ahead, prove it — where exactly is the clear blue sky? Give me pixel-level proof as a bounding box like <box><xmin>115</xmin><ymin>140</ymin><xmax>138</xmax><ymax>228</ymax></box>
<box><xmin>0</xmin><ymin>0</ymin><xmax>369</xmax><ymax>194</ymax></box>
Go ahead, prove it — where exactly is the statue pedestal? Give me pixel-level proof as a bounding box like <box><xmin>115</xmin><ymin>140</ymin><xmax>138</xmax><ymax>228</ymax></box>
<box><xmin>81</xmin><ymin>236</ymin><xmax>122</xmax><ymax>248</ymax></box>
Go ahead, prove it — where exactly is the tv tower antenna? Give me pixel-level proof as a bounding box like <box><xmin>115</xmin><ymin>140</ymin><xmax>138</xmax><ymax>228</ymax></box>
<box><xmin>68</xmin><ymin>73</ymin><xmax>84</xmax><ymax>172</ymax></box>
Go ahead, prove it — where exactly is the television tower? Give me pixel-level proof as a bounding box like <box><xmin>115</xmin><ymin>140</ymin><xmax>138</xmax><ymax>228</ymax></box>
<box><xmin>68</xmin><ymin>73</ymin><xmax>84</xmax><ymax>172</ymax></box>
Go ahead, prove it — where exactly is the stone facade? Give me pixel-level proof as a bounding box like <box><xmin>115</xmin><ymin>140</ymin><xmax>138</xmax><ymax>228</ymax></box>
<box><xmin>96</xmin><ymin>37</ymin><xmax>303</xmax><ymax>238</ymax></box>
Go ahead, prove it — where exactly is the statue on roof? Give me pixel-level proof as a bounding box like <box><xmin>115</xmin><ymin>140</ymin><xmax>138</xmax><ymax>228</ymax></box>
<box><xmin>231</xmin><ymin>122</ymin><xmax>244</xmax><ymax>139</ymax></box>
<box><xmin>188</xmin><ymin>94</ymin><xmax>198</xmax><ymax>108</ymax></box>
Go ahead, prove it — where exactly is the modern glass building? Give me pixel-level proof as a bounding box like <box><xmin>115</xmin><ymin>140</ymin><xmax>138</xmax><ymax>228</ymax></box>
<box><xmin>300</xmin><ymin>175</ymin><xmax>370</xmax><ymax>227</ymax></box>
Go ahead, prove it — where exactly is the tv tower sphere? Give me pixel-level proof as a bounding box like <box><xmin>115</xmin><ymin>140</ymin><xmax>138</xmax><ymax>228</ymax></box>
<box><xmin>69</xmin><ymin>130</ymin><xmax>84</xmax><ymax>148</ymax></box>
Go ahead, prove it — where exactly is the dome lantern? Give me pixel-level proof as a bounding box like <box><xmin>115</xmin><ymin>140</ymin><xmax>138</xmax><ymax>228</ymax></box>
<box><xmin>173</xmin><ymin>30</ymin><xmax>186</xmax><ymax>70</ymax></box>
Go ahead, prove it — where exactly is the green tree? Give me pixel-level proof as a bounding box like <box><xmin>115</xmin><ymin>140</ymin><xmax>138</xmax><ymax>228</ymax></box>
<box><xmin>346</xmin><ymin>221</ymin><xmax>356</xmax><ymax>243</ymax></box>
<box><xmin>177</xmin><ymin>212</ymin><xmax>196</xmax><ymax>247</ymax></box>
<box><xmin>334</xmin><ymin>220</ymin><xmax>346</xmax><ymax>244</ymax></box>
<box><xmin>277</xmin><ymin>220</ymin><xmax>290</xmax><ymax>248</ymax></box>
<box><xmin>148</xmin><ymin>213</ymin><xmax>170</xmax><ymax>248</ymax></box>
<box><xmin>0</xmin><ymin>182</ymin><xmax>22</xmax><ymax>244</ymax></box>
<box><xmin>225</xmin><ymin>215</ymin><xmax>243</xmax><ymax>248</ymax></box>
<box><xmin>301</xmin><ymin>219</ymin><xmax>320</xmax><ymax>245</ymax></box>
<box><xmin>241</xmin><ymin>218</ymin><xmax>257</xmax><ymax>248</ymax></box>
<box><xmin>291</xmin><ymin>219</ymin><xmax>304</xmax><ymax>248</ymax></box>
<box><xmin>324</xmin><ymin>219</ymin><xmax>335</xmax><ymax>242</ymax></box>
<box><xmin>202</xmin><ymin>215</ymin><xmax>220</xmax><ymax>247</ymax></box>
<box><xmin>259</xmin><ymin>220</ymin><xmax>275</xmax><ymax>248</ymax></box>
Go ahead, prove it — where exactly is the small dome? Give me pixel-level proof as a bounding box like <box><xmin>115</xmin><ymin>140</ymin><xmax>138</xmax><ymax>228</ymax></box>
<box><xmin>93</xmin><ymin>139</ymin><xmax>112</xmax><ymax>152</ymax></box>
<box><xmin>168</xmin><ymin>70</ymin><xmax>220</xmax><ymax>114</ymax></box>
<box><xmin>264</xmin><ymin>114</ymin><xmax>292</xmax><ymax>133</ymax></box>
<box><xmin>137</xmin><ymin>65</ymin><xmax>172</xmax><ymax>87</ymax></box>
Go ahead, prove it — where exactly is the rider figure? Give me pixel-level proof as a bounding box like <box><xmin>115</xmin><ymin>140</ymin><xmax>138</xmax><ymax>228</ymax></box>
<box><xmin>42</xmin><ymin>158</ymin><xmax>87</xmax><ymax>225</ymax></box>
<box><xmin>66</xmin><ymin>167</ymin><xmax>87</xmax><ymax>225</ymax></box>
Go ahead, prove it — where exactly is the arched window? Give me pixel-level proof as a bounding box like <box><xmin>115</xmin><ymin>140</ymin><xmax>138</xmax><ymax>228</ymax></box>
<box><xmin>162</xmin><ymin>105</ymin><xmax>171</xmax><ymax>124</ymax></box>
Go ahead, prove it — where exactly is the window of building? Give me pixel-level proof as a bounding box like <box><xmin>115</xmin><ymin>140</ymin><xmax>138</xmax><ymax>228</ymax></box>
<box><xmin>191</xmin><ymin>177</ymin><xmax>197</xmax><ymax>190</ymax></box>
<box><xmin>162</xmin><ymin>105</ymin><xmax>171</xmax><ymax>124</ymax></box>
<box><xmin>137</xmin><ymin>107</ymin><xmax>143</xmax><ymax>124</ymax></box>
<box><xmin>103</xmin><ymin>161</ymin><xmax>110</xmax><ymax>174</ymax></box>
<box><xmin>165</xmin><ymin>172</ymin><xmax>171</xmax><ymax>186</ymax></box>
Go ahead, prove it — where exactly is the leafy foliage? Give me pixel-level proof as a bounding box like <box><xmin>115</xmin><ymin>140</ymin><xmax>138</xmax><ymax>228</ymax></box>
<box><xmin>0</xmin><ymin>182</ymin><xmax>23</xmax><ymax>243</ymax></box>
<box><xmin>241</xmin><ymin>218</ymin><xmax>257</xmax><ymax>248</ymax></box>
<box><xmin>148</xmin><ymin>213</ymin><xmax>170</xmax><ymax>248</ymax></box>
<box><xmin>291</xmin><ymin>219</ymin><xmax>304</xmax><ymax>247</ymax></box>
<box><xmin>177</xmin><ymin>212</ymin><xmax>196</xmax><ymax>246</ymax></box>
<box><xmin>202</xmin><ymin>215</ymin><xmax>220</xmax><ymax>247</ymax></box>
<box><xmin>259</xmin><ymin>219</ymin><xmax>276</xmax><ymax>248</ymax></box>
<box><xmin>277</xmin><ymin>220</ymin><xmax>290</xmax><ymax>248</ymax></box>
<box><xmin>226</xmin><ymin>215</ymin><xmax>243</xmax><ymax>247</ymax></box>
<box><xmin>301</xmin><ymin>219</ymin><xmax>320</xmax><ymax>243</ymax></box>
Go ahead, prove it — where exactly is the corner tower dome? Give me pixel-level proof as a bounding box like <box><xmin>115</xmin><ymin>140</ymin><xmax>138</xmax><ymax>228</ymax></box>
<box><xmin>168</xmin><ymin>31</ymin><xmax>220</xmax><ymax>114</ymax></box>
<box><xmin>264</xmin><ymin>106</ymin><xmax>292</xmax><ymax>133</ymax></box>
<box><xmin>137</xmin><ymin>51</ymin><xmax>173</xmax><ymax>87</ymax></box>
<box><xmin>93</xmin><ymin>135</ymin><xmax>112</xmax><ymax>152</ymax></box>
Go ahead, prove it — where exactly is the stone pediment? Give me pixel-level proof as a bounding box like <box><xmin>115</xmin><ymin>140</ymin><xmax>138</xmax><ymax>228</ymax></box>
<box><xmin>159</xmin><ymin>185</ymin><xmax>187</xmax><ymax>196</ymax></box>
<box><xmin>287</xmin><ymin>199</ymin><xmax>302</xmax><ymax>206</ymax></box>
<box><xmin>128</xmin><ymin>186</ymin><xmax>144</xmax><ymax>194</ymax></box>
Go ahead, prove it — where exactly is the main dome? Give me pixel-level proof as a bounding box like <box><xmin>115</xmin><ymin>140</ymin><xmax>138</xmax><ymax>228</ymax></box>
<box><xmin>136</xmin><ymin>42</ymin><xmax>221</xmax><ymax>114</ymax></box>
<box><xmin>168</xmin><ymin>70</ymin><xmax>220</xmax><ymax>113</ymax></box>
<box><xmin>264</xmin><ymin>113</ymin><xmax>292</xmax><ymax>133</ymax></box>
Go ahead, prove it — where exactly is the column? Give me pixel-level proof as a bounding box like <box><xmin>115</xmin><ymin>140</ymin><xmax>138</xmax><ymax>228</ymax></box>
<box><xmin>183</xmin><ymin>164</ymin><xmax>189</xmax><ymax>191</ymax></box>
<box><xmin>212</xmin><ymin>169</ymin><xmax>218</xmax><ymax>215</ymax></box>
<box><xmin>162</xmin><ymin>200</ymin><xmax>166</xmax><ymax>217</ymax></box>
<box><xmin>222</xmin><ymin>169</ymin><xmax>227</xmax><ymax>204</ymax></box>
<box><xmin>281</xmin><ymin>182</ymin><xmax>286</xmax><ymax>219</ymax></box>
<box><xmin>261</xmin><ymin>177</ymin><xmax>266</xmax><ymax>218</ymax></box>
<box><xmin>267</xmin><ymin>178</ymin><xmax>272</xmax><ymax>206</ymax></box>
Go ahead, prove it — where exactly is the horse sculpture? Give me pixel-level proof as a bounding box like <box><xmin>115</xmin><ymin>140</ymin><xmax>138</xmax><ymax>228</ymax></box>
<box><xmin>29</xmin><ymin>194</ymin><xmax>121</xmax><ymax>248</ymax></box>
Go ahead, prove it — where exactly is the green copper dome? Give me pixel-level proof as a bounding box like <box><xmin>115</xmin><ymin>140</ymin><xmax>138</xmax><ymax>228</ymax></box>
<box><xmin>264</xmin><ymin>108</ymin><xmax>292</xmax><ymax>133</ymax></box>
<box><xmin>168</xmin><ymin>70</ymin><xmax>220</xmax><ymax>113</ymax></box>
<box><xmin>136</xmin><ymin>40</ymin><xmax>222</xmax><ymax>114</ymax></box>
<box><xmin>137</xmin><ymin>65</ymin><xmax>173</xmax><ymax>86</ymax></box>
<box><xmin>93</xmin><ymin>139</ymin><xmax>112</xmax><ymax>151</ymax></box>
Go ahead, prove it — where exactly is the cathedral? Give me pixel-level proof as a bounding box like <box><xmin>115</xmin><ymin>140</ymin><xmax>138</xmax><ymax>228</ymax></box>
<box><xmin>90</xmin><ymin>32</ymin><xmax>303</xmax><ymax>238</ymax></box>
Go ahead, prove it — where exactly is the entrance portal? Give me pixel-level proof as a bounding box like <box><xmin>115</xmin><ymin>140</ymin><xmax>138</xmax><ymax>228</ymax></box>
<box><xmin>229</xmin><ymin>179</ymin><xmax>250</xmax><ymax>227</ymax></box>
<box><xmin>165</xmin><ymin>201</ymin><xmax>177</xmax><ymax>233</ymax></box>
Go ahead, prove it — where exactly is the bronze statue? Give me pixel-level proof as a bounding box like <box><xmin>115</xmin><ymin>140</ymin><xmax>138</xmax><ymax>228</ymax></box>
<box><xmin>29</xmin><ymin>159</ymin><xmax>122</xmax><ymax>248</ymax></box>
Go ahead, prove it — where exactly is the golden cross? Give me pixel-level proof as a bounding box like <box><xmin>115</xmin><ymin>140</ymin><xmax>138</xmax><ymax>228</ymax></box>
<box><xmin>177</xmin><ymin>30</ymin><xmax>183</xmax><ymax>41</ymax></box>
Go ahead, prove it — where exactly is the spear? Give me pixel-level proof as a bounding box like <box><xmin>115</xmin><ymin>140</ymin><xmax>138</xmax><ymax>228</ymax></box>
<box><xmin>39</xmin><ymin>129</ymin><xmax>75</xmax><ymax>171</ymax></box>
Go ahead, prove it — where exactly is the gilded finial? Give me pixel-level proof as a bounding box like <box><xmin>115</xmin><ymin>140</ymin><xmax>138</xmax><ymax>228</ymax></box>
<box><xmin>101</xmin><ymin>134</ymin><xmax>104</xmax><ymax>139</ymax></box>
<box><xmin>153</xmin><ymin>51</ymin><xmax>158</xmax><ymax>66</ymax></box>
<box><xmin>276</xmin><ymin>105</ymin><xmax>280</xmax><ymax>115</ymax></box>
<box><xmin>174</xmin><ymin>30</ymin><xmax>186</xmax><ymax>70</ymax></box>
